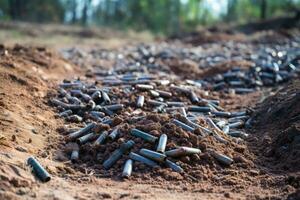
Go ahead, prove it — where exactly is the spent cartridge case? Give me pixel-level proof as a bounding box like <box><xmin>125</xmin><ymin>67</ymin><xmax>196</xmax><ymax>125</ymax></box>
<box><xmin>172</xmin><ymin>119</ymin><xmax>194</xmax><ymax>132</ymax></box>
<box><xmin>147</xmin><ymin>100</ymin><xmax>167</xmax><ymax>107</ymax></box>
<box><xmin>228</xmin><ymin>131</ymin><xmax>249</xmax><ymax>139</ymax></box>
<box><xmin>130</xmin><ymin>129</ymin><xmax>158</xmax><ymax>143</ymax></box>
<box><xmin>154</xmin><ymin>104</ymin><xmax>166</xmax><ymax>113</ymax></box>
<box><xmin>222</xmin><ymin>125</ymin><xmax>230</xmax><ymax>134</ymax></box>
<box><xmin>66</xmin><ymin>115</ymin><xmax>83</xmax><ymax>123</ymax></box>
<box><xmin>156</xmin><ymin>134</ymin><xmax>167</xmax><ymax>153</ymax></box>
<box><xmin>187</xmin><ymin>106</ymin><xmax>211</xmax><ymax>113</ymax></box>
<box><xmin>68</xmin><ymin>122</ymin><xmax>96</xmax><ymax>140</ymax></box>
<box><xmin>209</xmin><ymin>149</ymin><xmax>233</xmax><ymax>166</ymax></box>
<box><xmin>58</xmin><ymin>110</ymin><xmax>72</xmax><ymax>117</ymax></box>
<box><xmin>94</xmin><ymin>131</ymin><xmax>108</xmax><ymax>145</ymax></box>
<box><xmin>139</xmin><ymin>148</ymin><xmax>166</xmax><ymax>162</ymax></box>
<box><xmin>108</xmin><ymin>128</ymin><xmax>119</xmax><ymax>140</ymax></box>
<box><xmin>189</xmin><ymin>91</ymin><xmax>199</xmax><ymax>103</ymax></box>
<box><xmin>103</xmin><ymin>104</ymin><xmax>124</xmax><ymax>111</ymax></box>
<box><xmin>228</xmin><ymin>116</ymin><xmax>249</xmax><ymax>123</ymax></box>
<box><xmin>27</xmin><ymin>156</ymin><xmax>51</xmax><ymax>182</ymax></box>
<box><xmin>216</xmin><ymin>120</ymin><xmax>227</xmax><ymax>128</ymax></box>
<box><xmin>170</xmin><ymin>85</ymin><xmax>190</xmax><ymax>94</ymax></box>
<box><xmin>165</xmin><ymin>159</ymin><xmax>183</xmax><ymax>173</ymax></box>
<box><xmin>167</xmin><ymin>101</ymin><xmax>185</xmax><ymax>107</ymax></box>
<box><xmin>184</xmin><ymin>117</ymin><xmax>213</xmax><ymax>135</ymax></box>
<box><xmin>149</xmin><ymin>90</ymin><xmax>160</xmax><ymax>97</ymax></box>
<box><xmin>156</xmin><ymin>90</ymin><xmax>172</xmax><ymax>98</ymax></box>
<box><xmin>101</xmin><ymin>91</ymin><xmax>111</xmax><ymax>104</ymax></box>
<box><xmin>136</xmin><ymin>95</ymin><xmax>145</xmax><ymax>108</ymax></box>
<box><xmin>129</xmin><ymin>152</ymin><xmax>158</xmax><ymax>167</ymax></box>
<box><xmin>103</xmin><ymin>140</ymin><xmax>135</xmax><ymax>169</ymax></box>
<box><xmin>71</xmin><ymin>150</ymin><xmax>79</xmax><ymax>163</ymax></box>
<box><xmin>230</xmin><ymin>111</ymin><xmax>247</xmax><ymax>117</ymax></box>
<box><xmin>206</xmin><ymin>117</ymin><xmax>223</xmax><ymax>133</ymax></box>
<box><xmin>228</xmin><ymin>121</ymin><xmax>244</xmax><ymax>128</ymax></box>
<box><xmin>91</xmin><ymin>91</ymin><xmax>102</xmax><ymax>101</ymax></box>
<box><xmin>136</xmin><ymin>84</ymin><xmax>154</xmax><ymax>90</ymax></box>
<box><xmin>165</xmin><ymin>147</ymin><xmax>201</xmax><ymax>157</ymax></box>
<box><xmin>211</xmin><ymin>111</ymin><xmax>232</xmax><ymax>118</ymax></box>
<box><xmin>77</xmin><ymin>132</ymin><xmax>95</xmax><ymax>145</ymax></box>
<box><xmin>122</xmin><ymin>159</ymin><xmax>133</xmax><ymax>178</ymax></box>
<box><xmin>80</xmin><ymin>93</ymin><xmax>92</xmax><ymax>102</ymax></box>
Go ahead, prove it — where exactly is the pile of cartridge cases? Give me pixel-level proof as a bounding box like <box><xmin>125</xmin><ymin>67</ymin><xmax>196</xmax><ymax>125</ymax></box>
<box><xmin>54</xmin><ymin>40</ymin><xmax>299</xmax><ymax>179</ymax></box>
<box><xmin>61</xmin><ymin>40</ymin><xmax>300</xmax><ymax>95</ymax></box>
<box><xmin>51</xmin><ymin>71</ymin><xmax>252</xmax><ymax>179</ymax></box>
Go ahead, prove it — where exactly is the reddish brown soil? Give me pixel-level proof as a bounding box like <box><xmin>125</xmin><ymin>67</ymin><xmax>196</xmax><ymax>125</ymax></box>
<box><xmin>0</xmin><ymin>44</ymin><xmax>299</xmax><ymax>200</ymax></box>
<box><xmin>248</xmin><ymin>80</ymin><xmax>300</xmax><ymax>199</ymax></box>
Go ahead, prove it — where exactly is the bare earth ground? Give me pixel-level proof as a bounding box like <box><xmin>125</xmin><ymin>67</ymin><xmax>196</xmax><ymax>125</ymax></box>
<box><xmin>0</xmin><ymin>23</ymin><xmax>299</xmax><ymax>200</ymax></box>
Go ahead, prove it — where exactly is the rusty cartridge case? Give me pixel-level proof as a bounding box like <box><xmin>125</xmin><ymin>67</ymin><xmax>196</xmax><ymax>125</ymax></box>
<box><xmin>165</xmin><ymin>147</ymin><xmax>201</xmax><ymax>157</ymax></box>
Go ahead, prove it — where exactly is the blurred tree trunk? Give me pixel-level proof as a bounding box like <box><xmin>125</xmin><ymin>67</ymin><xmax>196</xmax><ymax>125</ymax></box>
<box><xmin>9</xmin><ymin>0</ymin><xmax>23</xmax><ymax>20</ymax></box>
<box><xmin>81</xmin><ymin>0</ymin><xmax>91</xmax><ymax>25</ymax></box>
<box><xmin>260</xmin><ymin>0</ymin><xmax>267</xmax><ymax>20</ymax></box>
<box><xmin>71</xmin><ymin>0</ymin><xmax>77</xmax><ymax>24</ymax></box>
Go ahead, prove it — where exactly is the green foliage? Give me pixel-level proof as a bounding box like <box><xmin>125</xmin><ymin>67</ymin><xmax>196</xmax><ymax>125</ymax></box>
<box><xmin>0</xmin><ymin>0</ymin><xmax>299</xmax><ymax>34</ymax></box>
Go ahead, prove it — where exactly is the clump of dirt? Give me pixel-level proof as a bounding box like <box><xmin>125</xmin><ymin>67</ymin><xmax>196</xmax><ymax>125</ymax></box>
<box><xmin>251</xmin><ymin>80</ymin><xmax>300</xmax><ymax>172</ymax></box>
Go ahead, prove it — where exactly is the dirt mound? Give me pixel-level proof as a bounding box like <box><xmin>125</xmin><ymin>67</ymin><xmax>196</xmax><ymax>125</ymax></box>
<box><xmin>251</xmin><ymin>80</ymin><xmax>300</xmax><ymax>172</ymax></box>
